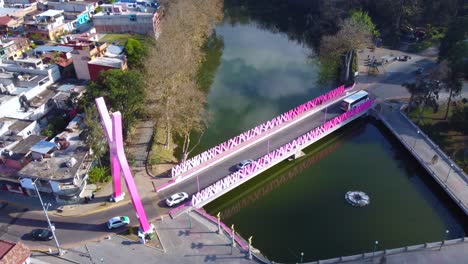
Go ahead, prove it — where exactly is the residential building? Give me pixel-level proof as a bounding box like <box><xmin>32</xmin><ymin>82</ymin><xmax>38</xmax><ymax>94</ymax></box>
<box><xmin>63</xmin><ymin>40</ymin><xmax>123</xmax><ymax>80</ymax></box>
<box><xmin>0</xmin><ymin>15</ymin><xmax>23</xmax><ymax>35</ymax></box>
<box><xmin>93</xmin><ymin>3</ymin><xmax>160</xmax><ymax>38</ymax></box>
<box><xmin>0</xmin><ymin>240</ymin><xmax>31</xmax><ymax>264</ymax></box>
<box><xmin>34</xmin><ymin>45</ymin><xmax>74</xmax><ymax>78</ymax></box>
<box><xmin>88</xmin><ymin>56</ymin><xmax>127</xmax><ymax>80</ymax></box>
<box><xmin>18</xmin><ymin>114</ymin><xmax>93</xmax><ymax>203</ymax></box>
<box><xmin>0</xmin><ymin>37</ymin><xmax>31</xmax><ymax>59</ymax></box>
<box><xmin>50</xmin><ymin>83</ymin><xmax>86</xmax><ymax>110</ymax></box>
<box><xmin>24</xmin><ymin>9</ymin><xmax>69</xmax><ymax>40</ymax></box>
<box><xmin>0</xmin><ymin>58</ymin><xmax>61</xmax><ymax>120</ymax></box>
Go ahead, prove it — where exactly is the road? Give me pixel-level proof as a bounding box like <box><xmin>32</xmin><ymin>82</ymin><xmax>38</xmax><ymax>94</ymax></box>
<box><xmin>0</xmin><ymin>197</ymin><xmax>161</xmax><ymax>249</ymax></box>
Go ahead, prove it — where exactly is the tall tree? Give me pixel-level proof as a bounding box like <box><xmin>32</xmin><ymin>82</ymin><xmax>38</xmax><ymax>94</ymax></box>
<box><xmin>320</xmin><ymin>16</ymin><xmax>374</xmax><ymax>83</ymax></box>
<box><xmin>83</xmin><ymin>105</ymin><xmax>108</xmax><ymax>166</ymax></box>
<box><xmin>124</xmin><ymin>38</ymin><xmax>148</xmax><ymax>69</ymax></box>
<box><xmin>86</xmin><ymin>69</ymin><xmax>145</xmax><ymax>133</ymax></box>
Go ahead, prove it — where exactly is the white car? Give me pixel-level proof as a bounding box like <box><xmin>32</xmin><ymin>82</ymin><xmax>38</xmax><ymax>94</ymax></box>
<box><xmin>107</xmin><ymin>216</ymin><xmax>130</xmax><ymax>229</ymax></box>
<box><xmin>165</xmin><ymin>192</ymin><xmax>189</xmax><ymax>207</ymax></box>
<box><xmin>235</xmin><ymin>159</ymin><xmax>254</xmax><ymax>171</ymax></box>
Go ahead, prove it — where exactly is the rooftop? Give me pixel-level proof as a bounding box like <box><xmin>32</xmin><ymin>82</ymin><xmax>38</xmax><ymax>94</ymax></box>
<box><xmin>30</xmin><ymin>140</ymin><xmax>56</xmax><ymax>154</ymax></box>
<box><xmin>0</xmin><ymin>117</ymin><xmax>33</xmax><ymax>134</ymax></box>
<box><xmin>9</xmin><ymin>135</ymin><xmax>45</xmax><ymax>159</ymax></box>
<box><xmin>18</xmin><ymin>115</ymin><xmax>90</xmax><ymax>181</ymax></box>
<box><xmin>0</xmin><ymin>8</ymin><xmax>23</xmax><ymax>17</ymax></box>
<box><xmin>0</xmin><ymin>240</ymin><xmax>30</xmax><ymax>264</ymax></box>
<box><xmin>38</xmin><ymin>9</ymin><xmax>64</xmax><ymax>17</ymax></box>
<box><xmin>88</xmin><ymin>57</ymin><xmax>125</xmax><ymax>68</ymax></box>
<box><xmin>35</xmin><ymin>45</ymin><xmax>74</xmax><ymax>54</ymax></box>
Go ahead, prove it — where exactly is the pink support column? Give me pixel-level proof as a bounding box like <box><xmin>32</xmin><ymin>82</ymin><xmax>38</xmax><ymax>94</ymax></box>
<box><xmin>95</xmin><ymin>97</ymin><xmax>151</xmax><ymax>233</ymax></box>
<box><xmin>95</xmin><ymin>97</ymin><xmax>124</xmax><ymax>201</ymax></box>
<box><xmin>112</xmin><ymin>112</ymin><xmax>151</xmax><ymax>233</ymax></box>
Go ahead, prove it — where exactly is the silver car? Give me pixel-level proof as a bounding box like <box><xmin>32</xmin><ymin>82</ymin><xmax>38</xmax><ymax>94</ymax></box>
<box><xmin>165</xmin><ymin>192</ymin><xmax>189</xmax><ymax>207</ymax></box>
<box><xmin>235</xmin><ymin>159</ymin><xmax>254</xmax><ymax>171</ymax></box>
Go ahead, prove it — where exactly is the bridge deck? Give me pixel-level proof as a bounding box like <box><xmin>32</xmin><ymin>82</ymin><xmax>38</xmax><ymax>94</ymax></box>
<box><xmin>376</xmin><ymin>102</ymin><xmax>468</xmax><ymax>215</ymax></box>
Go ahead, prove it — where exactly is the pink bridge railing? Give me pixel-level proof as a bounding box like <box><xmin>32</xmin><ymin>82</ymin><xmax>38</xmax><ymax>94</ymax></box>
<box><xmin>193</xmin><ymin>208</ymin><xmax>249</xmax><ymax>250</ymax></box>
<box><xmin>191</xmin><ymin>99</ymin><xmax>374</xmax><ymax>207</ymax></box>
<box><xmin>171</xmin><ymin>85</ymin><xmax>347</xmax><ymax>178</ymax></box>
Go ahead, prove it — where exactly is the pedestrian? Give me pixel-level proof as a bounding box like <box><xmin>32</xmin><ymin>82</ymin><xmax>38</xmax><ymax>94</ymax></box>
<box><xmin>367</xmin><ymin>54</ymin><xmax>370</xmax><ymax>60</ymax></box>
<box><xmin>91</xmin><ymin>193</ymin><xmax>95</xmax><ymax>200</ymax></box>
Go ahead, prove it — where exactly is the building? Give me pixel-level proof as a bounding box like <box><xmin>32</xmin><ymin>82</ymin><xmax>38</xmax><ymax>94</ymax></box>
<box><xmin>88</xmin><ymin>56</ymin><xmax>127</xmax><ymax>80</ymax></box>
<box><xmin>0</xmin><ymin>58</ymin><xmax>61</xmax><ymax>120</ymax></box>
<box><xmin>0</xmin><ymin>240</ymin><xmax>31</xmax><ymax>264</ymax></box>
<box><xmin>63</xmin><ymin>39</ymin><xmax>126</xmax><ymax>80</ymax></box>
<box><xmin>93</xmin><ymin>3</ymin><xmax>160</xmax><ymax>38</ymax></box>
<box><xmin>39</xmin><ymin>0</ymin><xmax>97</xmax><ymax>28</ymax></box>
<box><xmin>0</xmin><ymin>37</ymin><xmax>31</xmax><ymax>60</ymax></box>
<box><xmin>34</xmin><ymin>45</ymin><xmax>75</xmax><ymax>78</ymax></box>
<box><xmin>18</xmin><ymin>114</ymin><xmax>93</xmax><ymax>203</ymax></box>
<box><xmin>0</xmin><ymin>15</ymin><xmax>23</xmax><ymax>35</ymax></box>
<box><xmin>50</xmin><ymin>83</ymin><xmax>86</xmax><ymax>110</ymax></box>
<box><xmin>24</xmin><ymin>9</ymin><xmax>68</xmax><ymax>40</ymax></box>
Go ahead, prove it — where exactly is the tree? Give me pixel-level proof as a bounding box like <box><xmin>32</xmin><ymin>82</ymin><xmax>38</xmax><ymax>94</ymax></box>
<box><xmin>83</xmin><ymin>105</ymin><xmax>108</xmax><ymax>167</ymax></box>
<box><xmin>403</xmin><ymin>80</ymin><xmax>441</xmax><ymax>120</ymax></box>
<box><xmin>144</xmin><ymin>0</ymin><xmax>223</xmax><ymax>150</ymax></box>
<box><xmin>172</xmin><ymin>83</ymin><xmax>209</xmax><ymax>161</ymax></box>
<box><xmin>319</xmin><ymin>17</ymin><xmax>374</xmax><ymax>83</ymax></box>
<box><xmin>85</xmin><ymin>69</ymin><xmax>145</xmax><ymax>133</ymax></box>
<box><xmin>124</xmin><ymin>38</ymin><xmax>147</xmax><ymax>69</ymax></box>
<box><xmin>350</xmin><ymin>10</ymin><xmax>380</xmax><ymax>37</ymax></box>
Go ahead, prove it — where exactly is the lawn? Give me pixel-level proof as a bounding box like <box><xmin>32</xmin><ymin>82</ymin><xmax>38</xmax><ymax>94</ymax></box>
<box><xmin>408</xmin><ymin>100</ymin><xmax>468</xmax><ymax>172</ymax></box>
<box><xmin>99</xmin><ymin>33</ymin><xmax>148</xmax><ymax>45</ymax></box>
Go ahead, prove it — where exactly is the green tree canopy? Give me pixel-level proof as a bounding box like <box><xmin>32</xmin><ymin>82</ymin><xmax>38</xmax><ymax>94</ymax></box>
<box><xmin>124</xmin><ymin>38</ymin><xmax>148</xmax><ymax>69</ymax></box>
<box><xmin>350</xmin><ymin>10</ymin><xmax>379</xmax><ymax>37</ymax></box>
<box><xmin>86</xmin><ymin>69</ymin><xmax>145</xmax><ymax>133</ymax></box>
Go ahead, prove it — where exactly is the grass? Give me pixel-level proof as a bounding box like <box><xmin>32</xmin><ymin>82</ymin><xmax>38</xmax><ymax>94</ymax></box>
<box><xmin>408</xmin><ymin>101</ymin><xmax>468</xmax><ymax>172</ymax></box>
<box><xmin>410</xmin><ymin>39</ymin><xmax>438</xmax><ymax>52</ymax></box>
<box><xmin>148</xmin><ymin>123</ymin><xmax>178</xmax><ymax>174</ymax></box>
<box><xmin>99</xmin><ymin>33</ymin><xmax>148</xmax><ymax>45</ymax></box>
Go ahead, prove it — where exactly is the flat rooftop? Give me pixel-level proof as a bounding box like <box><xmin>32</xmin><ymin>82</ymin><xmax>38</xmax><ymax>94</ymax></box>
<box><xmin>0</xmin><ymin>117</ymin><xmax>33</xmax><ymax>133</ymax></box>
<box><xmin>88</xmin><ymin>57</ymin><xmax>124</xmax><ymax>68</ymax></box>
<box><xmin>18</xmin><ymin>117</ymin><xmax>89</xmax><ymax>181</ymax></box>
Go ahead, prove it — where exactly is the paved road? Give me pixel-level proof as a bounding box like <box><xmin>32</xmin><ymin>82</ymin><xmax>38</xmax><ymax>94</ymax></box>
<box><xmin>159</xmin><ymin>100</ymin><xmax>348</xmax><ymax>200</ymax></box>
<box><xmin>0</xmin><ymin>196</ymin><xmax>161</xmax><ymax>250</ymax></box>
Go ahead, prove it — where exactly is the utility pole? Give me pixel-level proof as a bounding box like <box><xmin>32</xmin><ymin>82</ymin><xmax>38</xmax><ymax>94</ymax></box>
<box><xmin>32</xmin><ymin>180</ymin><xmax>64</xmax><ymax>256</ymax></box>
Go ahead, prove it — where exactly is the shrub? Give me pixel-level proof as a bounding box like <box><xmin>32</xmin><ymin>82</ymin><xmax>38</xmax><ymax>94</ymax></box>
<box><xmin>88</xmin><ymin>166</ymin><xmax>111</xmax><ymax>184</ymax></box>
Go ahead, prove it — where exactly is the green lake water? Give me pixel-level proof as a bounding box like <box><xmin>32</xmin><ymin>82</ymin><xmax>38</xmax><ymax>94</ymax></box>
<box><xmin>196</xmin><ymin>19</ymin><xmax>467</xmax><ymax>262</ymax></box>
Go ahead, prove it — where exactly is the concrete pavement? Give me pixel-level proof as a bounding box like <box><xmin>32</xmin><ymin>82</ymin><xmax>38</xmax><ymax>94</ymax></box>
<box><xmin>29</xmin><ymin>211</ymin><xmax>260</xmax><ymax>264</ymax></box>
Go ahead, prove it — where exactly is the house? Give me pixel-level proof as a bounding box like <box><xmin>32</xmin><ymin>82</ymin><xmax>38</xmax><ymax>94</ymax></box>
<box><xmin>40</xmin><ymin>0</ymin><xmax>97</xmax><ymax>28</ymax></box>
<box><xmin>0</xmin><ymin>15</ymin><xmax>23</xmax><ymax>35</ymax></box>
<box><xmin>34</xmin><ymin>45</ymin><xmax>74</xmax><ymax>78</ymax></box>
<box><xmin>0</xmin><ymin>37</ymin><xmax>31</xmax><ymax>60</ymax></box>
<box><xmin>0</xmin><ymin>240</ymin><xmax>31</xmax><ymax>264</ymax></box>
<box><xmin>0</xmin><ymin>58</ymin><xmax>61</xmax><ymax>120</ymax></box>
<box><xmin>50</xmin><ymin>83</ymin><xmax>86</xmax><ymax>110</ymax></box>
<box><xmin>24</xmin><ymin>9</ymin><xmax>69</xmax><ymax>40</ymax></box>
<box><xmin>93</xmin><ymin>3</ymin><xmax>160</xmax><ymax>38</ymax></box>
<box><xmin>60</xmin><ymin>39</ymin><xmax>127</xmax><ymax>80</ymax></box>
<box><xmin>88</xmin><ymin>56</ymin><xmax>127</xmax><ymax>81</ymax></box>
<box><xmin>18</xmin><ymin>114</ymin><xmax>93</xmax><ymax>203</ymax></box>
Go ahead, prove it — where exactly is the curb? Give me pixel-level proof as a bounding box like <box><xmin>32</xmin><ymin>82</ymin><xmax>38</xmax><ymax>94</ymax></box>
<box><xmin>52</xmin><ymin>199</ymin><xmax>132</xmax><ymax>218</ymax></box>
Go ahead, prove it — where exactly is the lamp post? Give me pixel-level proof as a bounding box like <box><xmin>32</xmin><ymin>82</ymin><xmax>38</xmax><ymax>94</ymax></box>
<box><xmin>439</xmin><ymin>230</ymin><xmax>450</xmax><ymax>250</ymax></box>
<box><xmin>372</xmin><ymin>241</ymin><xmax>379</xmax><ymax>259</ymax></box>
<box><xmin>216</xmin><ymin>212</ymin><xmax>221</xmax><ymax>234</ymax></box>
<box><xmin>413</xmin><ymin>130</ymin><xmax>420</xmax><ymax>149</ymax></box>
<box><xmin>32</xmin><ymin>181</ymin><xmax>64</xmax><ymax>256</ymax></box>
<box><xmin>300</xmin><ymin>252</ymin><xmax>304</xmax><ymax>263</ymax></box>
<box><xmin>248</xmin><ymin>236</ymin><xmax>253</xmax><ymax>260</ymax></box>
<box><xmin>445</xmin><ymin>164</ymin><xmax>454</xmax><ymax>183</ymax></box>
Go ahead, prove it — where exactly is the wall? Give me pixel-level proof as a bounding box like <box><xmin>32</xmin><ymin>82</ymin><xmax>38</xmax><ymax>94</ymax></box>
<box><xmin>71</xmin><ymin>49</ymin><xmax>91</xmax><ymax>80</ymax></box>
<box><xmin>88</xmin><ymin>63</ymin><xmax>114</xmax><ymax>81</ymax></box>
<box><xmin>93</xmin><ymin>12</ymin><xmax>157</xmax><ymax>36</ymax></box>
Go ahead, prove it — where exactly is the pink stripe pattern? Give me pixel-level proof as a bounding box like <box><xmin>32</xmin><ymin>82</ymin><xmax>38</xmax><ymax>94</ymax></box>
<box><xmin>191</xmin><ymin>100</ymin><xmax>374</xmax><ymax>207</ymax></box>
<box><xmin>171</xmin><ymin>85</ymin><xmax>346</xmax><ymax>178</ymax></box>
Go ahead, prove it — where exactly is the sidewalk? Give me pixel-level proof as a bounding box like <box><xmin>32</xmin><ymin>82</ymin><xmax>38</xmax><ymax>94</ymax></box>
<box><xmin>30</xmin><ymin>210</ymin><xmax>260</xmax><ymax>264</ymax></box>
<box><xmin>376</xmin><ymin>102</ymin><xmax>468</xmax><ymax>214</ymax></box>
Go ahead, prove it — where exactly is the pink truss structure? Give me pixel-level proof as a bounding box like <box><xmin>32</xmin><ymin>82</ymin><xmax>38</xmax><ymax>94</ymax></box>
<box><xmin>96</xmin><ymin>97</ymin><xmax>151</xmax><ymax>233</ymax></box>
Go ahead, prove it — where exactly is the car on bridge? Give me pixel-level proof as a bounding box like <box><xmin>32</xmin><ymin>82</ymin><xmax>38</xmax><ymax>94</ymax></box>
<box><xmin>166</xmin><ymin>192</ymin><xmax>189</xmax><ymax>207</ymax></box>
<box><xmin>107</xmin><ymin>216</ymin><xmax>130</xmax><ymax>229</ymax></box>
<box><xmin>235</xmin><ymin>159</ymin><xmax>254</xmax><ymax>171</ymax></box>
<box><xmin>30</xmin><ymin>229</ymin><xmax>53</xmax><ymax>241</ymax></box>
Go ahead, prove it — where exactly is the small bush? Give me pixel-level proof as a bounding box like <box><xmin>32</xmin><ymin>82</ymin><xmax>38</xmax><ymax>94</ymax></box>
<box><xmin>88</xmin><ymin>166</ymin><xmax>111</xmax><ymax>184</ymax></box>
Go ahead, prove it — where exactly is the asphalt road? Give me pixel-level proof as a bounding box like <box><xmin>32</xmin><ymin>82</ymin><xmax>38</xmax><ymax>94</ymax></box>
<box><xmin>0</xmin><ymin>197</ymin><xmax>160</xmax><ymax>249</ymax></box>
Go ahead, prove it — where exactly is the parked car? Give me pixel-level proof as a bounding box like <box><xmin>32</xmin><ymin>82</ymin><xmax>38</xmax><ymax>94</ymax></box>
<box><xmin>30</xmin><ymin>229</ymin><xmax>53</xmax><ymax>241</ymax></box>
<box><xmin>235</xmin><ymin>159</ymin><xmax>254</xmax><ymax>171</ymax></box>
<box><xmin>165</xmin><ymin>192</ymin><xmax>189</xmax><ymax>207</ymax></box>
<box><xmin>106</xmin><ymin>216</ymin><xmax>130</xmax><ymax>229</ymax></box>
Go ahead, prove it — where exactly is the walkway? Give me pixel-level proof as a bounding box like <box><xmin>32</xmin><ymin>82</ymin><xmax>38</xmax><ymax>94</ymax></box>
<box><xmin>375</xmin><ymin>102</ymin><xmax>468</xmax><ymax>214</ymax></box>
<box><xmin>29</xmin><ymin>211</ymin><xmax>260</xmax><ymax>264</ymax></box>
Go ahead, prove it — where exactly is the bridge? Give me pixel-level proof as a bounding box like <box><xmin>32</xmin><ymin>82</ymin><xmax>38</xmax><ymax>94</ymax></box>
<box><xmin>157</xmin><ymin>84</ymin><xmax>375</xmax><ymax>216</ymax></box>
